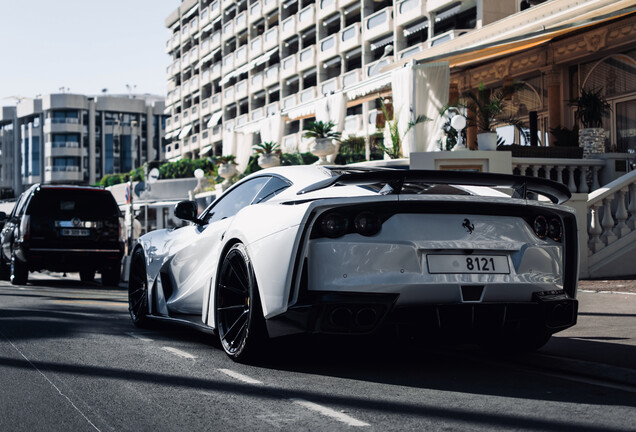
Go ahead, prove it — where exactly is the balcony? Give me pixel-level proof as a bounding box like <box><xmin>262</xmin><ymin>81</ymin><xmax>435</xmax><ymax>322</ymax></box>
<box><xmin>235</xmin><ymin>79</ymin><xmax>248</xmax><ymax>100</ymax></box>
<box><xmin>300</xmin><ymin>86</ymin><xmax>317</xmax><ymax>104</ymax></box>
<box><xmin>342</xmin><ymin>68</ymin><xmax>362</xmax><ymax>88</ymax></box>
<box><xmin>320</xmin><ymin>76</ymin><xmax>340</xmax><ymax>95</ymax></box>
<box><xmin>211</xmin><ymin>124</ymin><xmax>222</xmax><ymax>141</ymax></box>
<box><xmin>297</xmin><ymin>45</ymin><xmax>316</xmax><ymax>71</ymax></box>
<box><xmin>366</xmin><ymin>56</ymin><xmax>394</xmax><ymax>78</ymax></box>
<box><xmin>223</xmin><ymin>53</ymin><xmax>234</xmax><ymax>70</ymax></box>
<box><xmin>201</xmin><ymin>98</ymin><xmax>211</xmax><ymax>116</ymax></box>
<box><xmin>200</xmin><ymin>130</ymin><xmax>210</xmax><ymax>147</ymax></box>
<box><xmin>427</xmin><ymin>0</ymin><xmax>459</xmax><ymax>13</ymax></box>
<box><xmin>222</xmin><ymin>21</ymin><xmax>234</xmax><ymax>41</ymax></box>
<box><xmin>429</xmin><ymin>29</ymin><xmax>470</xmax><ymax>48</ymax></box>
<box><xmin>44</xmin><ymin>166</ymin><xmax>83</xmax><ymax>183</ymax></box>
<box><xmin>45</xmin><ymin>142</ymin><xmax>82</xmax><ymax>157</ymax></box>
<box><xmin>251</xmin><ymin>71</ymin><xmax>264</xmax><ymax>92</ymax></box>
<box><xmin>281</xmin><ymin>55</ymin><xmax>297</xmax><ymax>80</ymax></box>
<box><xmin>251</xmin><ymin>107</ymin><xmax>265</xmax><ymax>121</ymax></box>
<box><xmin>209</xmin><ymin>0</ymin><xmax>220</xmax><ymax>19</ymax></box>
<box><xmin>235</xmin><ymin>45</ymin><xmax>248</xmax><ymax>67</ymax></box>
<box><xmin>262</xmin><ymin>0</ymin><xmax>277</xmax><ymax>15</ymax></box>
<box><xmin>210</xmin><ymin>31</ymin><xmax>222</xmax><ymax>51</ymax></box>
<box><xmin>364</xmin><ymin>7</ymin><xmax>393</xmax><ymax>41</ymax></box>
<box><xmin>340</xmin><ymin>23</ymin><xmax>361</xmax><ymax>53</ymax></box>
<box><xmin>298</xmin><ymin>4</ymin><xmax>315</xmax><ymax>32</ymax></box>
<box><xmin>249</xmin><ymin>36</ymin><xmax>263</xmax><ymax>60</ymax></box>
<box><xmin>211</xmin><ymin>62</ymin><xmax>222</xmax><ymax>80</ymax></box>
<box><xmin>317</xmin><ymin>0</ymin><xmax>338</xmax><ymax>20</ymax></box>
<box><xmin>281</xmin><ymin>16</ymin><xmax>297</xmax><ymax>40</ymax></box>
<box><xmin>263</xmin><ymin>26</ymin><xmax>279</xmax><ymax>51</ymax></box>
<box><xmin>343</xmin><ymin>114</ymin><xmax>363</xmax><ymax>135</ymax></box>
<box><xmin>318</xmin><ymin>34</ymin><xmax>339</xmax><ymax>62</ymax></box>
<box><xmin>235</xmin><ymin>11</ymin><xmax>247</xmax><ymax>33</ymax></box>
<box><xmin>249</xmin><ymin>1</ymin><xmax>262</xmax><ymax>24</ymax></box>
<box><xmin>282</xmin><ymin>94</ymin><xmax>298</xmax><ymax>110</ymax></box>
<box><xmin>224</xmin><ymin>86</ymin><xmax>235</xmax><ymax>103</ymax></box>
<box><xmin>398</xmin><ymin>43</ymin><xmax>425</xmax><ymax>60</ymax></box>
<box><xmin>396</xmin><ymin>0</ymin><xmax>426</xmax><ymax>26</ymax></box>
<box><xmin>264</xmin><ymin>65</ymin><xmax>279</xmax><ymax>87</ymax></box>
<box><xmin>266</xmin><ymin>101</ymin><xmax>280</xmax><ymax>116</ymax></box>
<box><xmin>236</xmin><ymin>114</ymin><xmax>249</xmax><ymax>127</ymax></box>
<box><xmin>282</xmin><ymin>132</ymin><xmax>300</xmax><ymax>153</ymax></box>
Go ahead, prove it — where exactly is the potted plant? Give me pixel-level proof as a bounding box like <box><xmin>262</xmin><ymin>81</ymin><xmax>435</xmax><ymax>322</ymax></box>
<box><xmin>253</xmin><ymin>141</ymin><xmax>281</xmax><ymax>168</ymax></box>
<box><xmin>214</xmin><ymin>155</ymin><xmax>238</xmax><ymax>190</ymax></box>
<box><xmin>302</xmin><ymin>120</ymin><xmax>342</xmax><ymax>165</ymax></box>
<box><xmin>460</xmin><ymin>83</ymin><xmax>523</xmax><ymax>150</ymax></box>
<box><xmin>376</xmin><ymin>98</ymin><xmax>430</xmax><ymax>159</ymax></box>
<box><xmin>571</xmin><ymin>87</ymin><xmax>611</xmax><ymax>157</ymax></box>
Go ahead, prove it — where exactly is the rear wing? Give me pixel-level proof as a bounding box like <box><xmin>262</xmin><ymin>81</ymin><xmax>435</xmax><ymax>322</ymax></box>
<box><xmin>297</xmin><ymin>169</ymin><xmax>571</xmax><ymax>204</ymax></box>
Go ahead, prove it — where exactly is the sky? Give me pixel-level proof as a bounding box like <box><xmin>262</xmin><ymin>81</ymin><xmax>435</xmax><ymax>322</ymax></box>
<box><xmin>0</xmin><ymin>0</ymin><xmax>178</xmax><ymax>104</ymax></box>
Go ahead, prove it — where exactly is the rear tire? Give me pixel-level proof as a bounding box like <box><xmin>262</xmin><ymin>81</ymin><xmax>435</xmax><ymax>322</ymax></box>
<box><xmin>128</xmin><ymin>248</ymin><xmax>150</xmax><ymax>327</ymax></box>
<box><xmin>101</xmin><ymin>266</ymin><xmax>120</xmax><ymax>287</ymax></box>
<box><xmin>80</xmin><ymin>269</ymin><xmax>96</xmax><ymax>283</ymax></box>
<box><xmin>10</xmin><ymin>252</ymin><xmax>28</xmax><ymax>285</ymax></box>
<box><xmin>216</xmin><ymin>243</ymin><xmax>267</xmax><ymax>363</ymax></box>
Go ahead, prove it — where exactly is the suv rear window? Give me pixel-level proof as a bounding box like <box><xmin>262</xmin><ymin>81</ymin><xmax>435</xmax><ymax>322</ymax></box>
<box><xmin>27</xmin><ymin>189</ymin><xmax>120</xmax><ymax>218</ymax></box>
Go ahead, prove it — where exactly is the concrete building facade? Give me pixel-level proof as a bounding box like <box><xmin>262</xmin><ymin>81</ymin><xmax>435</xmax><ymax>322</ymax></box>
<box><xmin>0</xmin><ymin>94</ymin><xmax>166</xmax><ymax>197</ymax></box>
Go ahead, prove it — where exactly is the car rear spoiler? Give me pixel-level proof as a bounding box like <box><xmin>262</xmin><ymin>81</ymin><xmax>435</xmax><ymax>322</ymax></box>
<box><xmin>296</xmin><ymin>169</ymin><xmax>571</xmax><ymax>204</ymax></box>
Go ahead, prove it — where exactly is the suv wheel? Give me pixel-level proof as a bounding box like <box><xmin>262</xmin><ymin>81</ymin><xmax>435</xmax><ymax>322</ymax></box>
<box><xmin>10</xmin><ymin>252</ymin><xmax>28</xmax><ymax>285</ymax></box>
<box><xmin>101</xmin><ymin>266</ymin><xmax>120</xmax><ymax>287</ymax></box>
<box><xmin>80</xmin><ymin>269</ymin><xmax>96</xmax><ymax>283</ymax></box>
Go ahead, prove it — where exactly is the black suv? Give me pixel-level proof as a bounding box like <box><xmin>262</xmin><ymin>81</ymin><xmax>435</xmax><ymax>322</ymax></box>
<box><xmin>0</xmin><ymin>184</ymin><xmax>125</xmax><ymax>286</ymax></box>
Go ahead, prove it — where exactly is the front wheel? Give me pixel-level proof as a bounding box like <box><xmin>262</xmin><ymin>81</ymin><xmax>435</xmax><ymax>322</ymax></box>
<box><xmin>10</xmin><ymin>252</ymin><xmax>28</xmax><ymax>285</ymax></box>
<box><xmin>128</xmin><ymin>249</ymin><xmax>150</xmax><ymax>327</ymax></box>
<box><xmin>216</xmin><ymin>243</ymin><xmax>267</xmax><ymax>362</ymax></box>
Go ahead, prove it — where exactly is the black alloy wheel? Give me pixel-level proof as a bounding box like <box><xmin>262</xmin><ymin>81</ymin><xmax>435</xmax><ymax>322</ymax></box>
<box><xmin>10</xmin><ymin>251</ymin><xmax>28</xmax><ymax>285</ymax></box>
<box><xmin>216</xmin><ymin>243</ymin><xmax>266</xmax><ymax>362</ymax></box>
<box><xmin>128</xmin><ymin>248</ymin><xmax>150</xmax><ymax>327</ymax></box>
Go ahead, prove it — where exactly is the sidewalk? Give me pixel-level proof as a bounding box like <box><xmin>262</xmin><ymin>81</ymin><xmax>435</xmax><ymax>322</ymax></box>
<box><xmin>578</xmin><ymin>278</ymin><xmax>636</xmax><ymax>294</ymax></box>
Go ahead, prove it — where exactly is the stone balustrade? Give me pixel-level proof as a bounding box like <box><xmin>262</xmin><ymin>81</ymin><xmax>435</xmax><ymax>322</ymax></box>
<box><xmin>512</xmin><ymin>157</ymin><xmax>605</xmax><ymax>194</ymax></box>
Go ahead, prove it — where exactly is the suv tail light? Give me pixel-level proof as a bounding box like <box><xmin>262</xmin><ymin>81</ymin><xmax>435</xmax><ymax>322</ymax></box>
<box><xmin>19</xmin><ymin>215</ymin><xmax>30</xmax><ymax>241</ymax></box>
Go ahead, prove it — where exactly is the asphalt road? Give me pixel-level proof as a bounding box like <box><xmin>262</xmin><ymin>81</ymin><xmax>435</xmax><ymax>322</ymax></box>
<box><xmin>0</xmin><ymin>273</ymin><xmax>634</xmax><ymax>432</ymax></box>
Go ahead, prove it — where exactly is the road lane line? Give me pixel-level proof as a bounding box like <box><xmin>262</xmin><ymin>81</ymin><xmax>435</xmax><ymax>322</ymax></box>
<box><xmin>293</xmin><ymin>399</ymin><xmax>370</xmax><ymax>427</ymax></box>
<box><xmin>125</xmin><ymin>332</ymin><xmax>154</xmax><ymax>342</ymax></box>
<box><xmin>218</xmin><ymin>368</ymin><xmax>263</xmax><ymax>385</ymax></box>
<box><xmin>0</xmin><ymin>329</ymin><xmax>101</xmax><ymax>431</ymax></box>
<box><xmin>162</xmin><ymin>347</ymin><xmax>197</xmax><ymax>359</ymax></box>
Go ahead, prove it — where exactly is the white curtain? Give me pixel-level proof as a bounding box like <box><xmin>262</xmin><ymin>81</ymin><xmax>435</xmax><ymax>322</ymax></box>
<box><xmin>391</xmin><ymin>62</ymin><xmax>450</xmax><ymax>156</ymax></box>
<box><xmin>259</xmin><ymin>114</ymin><xmax>284</xmax><ymax>147</ymax></box>
<box><xmin>222</xmin><ymin>127</ymin><xmax>236</xmax><ymax>157</ymax></box>
<box><xmin>235</xmin><ymin>132</ymin><xmax>254</xmax><ymax>172</ymax></box>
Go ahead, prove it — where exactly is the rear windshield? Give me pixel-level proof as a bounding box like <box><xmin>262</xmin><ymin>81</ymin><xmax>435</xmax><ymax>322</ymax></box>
<box><xmin>27</xmin><ymin>189</ymin><xmax>120</xmax><ymax>218</ymax></box>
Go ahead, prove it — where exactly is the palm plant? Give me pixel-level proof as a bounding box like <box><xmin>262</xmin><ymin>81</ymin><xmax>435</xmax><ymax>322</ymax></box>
<box><xmin>377</xmin><ymin>98</ymin><xmax>430</xmax><ymax>159</ymax></box>
<box><xmin>253</xmin><ymin>141</ymin><xmax>280</xmax><ymax>155</ymax></box>
<box><xmin>571</xmin><ymin>87</ymin><xmax>611</xmax><ymax>129</ymax></box>
<box><xmin>214</xmin><ymin>155</ymin><xmax>237</xmax><ymax>165</ymax></box>
<box><xmin>302</xmin><ymin>120</ymin><xmax>342</xmax><ymax>141</ymax></box>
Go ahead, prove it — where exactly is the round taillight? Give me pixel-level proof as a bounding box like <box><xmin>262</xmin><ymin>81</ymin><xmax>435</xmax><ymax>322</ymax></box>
<box><xmin>533</xmin><ymin>215</ymin><xmax>548</xmax><ymax>239</ymax></box>
<box><xmin>320</xmin><ymin>212</ymin><xmax>349</xmax><ymax>238</ymax></box>
<box><xmin>353</xmin><ymin>211</ymin><xmax>382</xmax><ymax>237</ymax></box>
<box><xmin>548</xmin><ymin>218</ymin><xmax>562</xmax><ymax>242</ymax></box>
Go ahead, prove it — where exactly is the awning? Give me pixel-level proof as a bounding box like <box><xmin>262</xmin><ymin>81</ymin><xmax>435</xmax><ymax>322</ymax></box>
<box><xmin>163</xmin><ymin>106</ymin><xmax>172</xmax><ymax>115</ymax></box>
<box><xmin>253</xmin><ymin>90</ymin><xmax>266</xmax><ymax>99</ymax></box>
<box><xmin>370</xmin><ymin>35</ymin><xmax>394</xmax><ymax>51</ymax></box>
<box><xmin>323</xmin><ymin>56</ymin><xmax>341</xmax><ymax>68</ymax></box>
<box><xmin>286</xmin><ymin>75</ymin><xmax>300</xmax><ymax>85</ymax></box>
<box><xmin>343</xmin><ymin>3</ymin><xmax>360</xmax><ymax>15</ymax></box>
<box><xmin>303</xmin><ymin>68</ymin><xmax>317</xmax><ymax>78</ymax></box>
<box><xmin>268</xmin><ymin>85</ymin><xmax>280</xmax><ymax>93</ymax></box>
<box><xmin>283</xmin><ymin>100</ymin><xmax>316</xmax><ymax>120</ymax></box>
<box><xmin>207</xmin><ymin>111</ymin><xmax>223</xmax><ymax>127</ymax></box>
<box><xmin>283</xmin><ymin>0</ymin><xmax>297</xmax><ymax>9</ymax></box>
<box><xmin>182</xmin><ymin>5</ymin><xmax>198</xmax><ymax>19</ymax></box>
<box><xmin>344</xmin><ymin>71</ymin><xmax>391</xmax><ymax>99</ymax></box>
<box><xmin>404</xmin><ymin>20</ymin><xmax>429</xmax><ymax>37</ymax></box>
<box><xmin>435</xmin><ymin>2</ymin><xmax>462</xmax><ymax>22</ymax></box>
<box><xmin>346</xmin><ymin>47</ymin><xmax>362</xmax><ymax>59</ymax></box>
<box><xmin>178</xmin><ymin>124</ymin><xmax>193</xmax><ymax>140</ymax></box>
<box><xmin>197</xmin><ymin>52</ymin><xmax>214</xmax><ymax>68</ymax></box>
<box><xmin>284</xmin><ymin>35</ymin><xmax>299</xmax><ymax>46</ymax></box>
<box><xmin>164</xmin><ymin>130</ymin><xmax>175</xmax><ymax>140</ymax></box>
<box><xmin>199</xmin><ymin>145</ymin><xmax>213</xmax><ymax>156</ymax></box>
<box><xmin>201</xmin><ymin>23</ymin><xmax>213</xmax><ymax>34</ymax></box>
<box><xmin>254</xmin><ymin>48</ymin><xmax>278</xmax><ymax>66</ymax></box>
<box><xmin>385</xmin><ymin>0</ymin><xmax>636</xmax><ymax>72</ymax></box>
<box><xmin>322</xmin><ymin>14</ymin><xmax>341</xmax><ymax>26</ymax></box>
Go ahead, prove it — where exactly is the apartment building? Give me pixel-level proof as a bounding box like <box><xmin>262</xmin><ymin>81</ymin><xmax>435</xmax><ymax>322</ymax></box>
<box><xmin>0</xmin><ymin>94</ymin><xmax>166</xmax><ymax>196</ymax></box>
<box><xmin>163</xmin><ymin>0</ymin><xmax>521</xmax><ymax>160</ymax></box>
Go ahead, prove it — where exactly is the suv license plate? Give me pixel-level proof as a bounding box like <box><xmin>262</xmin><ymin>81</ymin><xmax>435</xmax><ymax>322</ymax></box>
<box><xmin>427</xmin><ymin>254</ymin><xmax>510</xmax><ymax>274</ymax></box>
<box><xmin>61</xmin><ymin>228</ymin><xmax>90</xmax><ymax>237</ymax></box>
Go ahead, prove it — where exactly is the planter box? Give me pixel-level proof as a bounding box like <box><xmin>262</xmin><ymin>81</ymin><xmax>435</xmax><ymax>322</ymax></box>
<box><xmin>497</xmin><ymin>145</ymin><xmax>583</xmax><ymax>159</ymax></box>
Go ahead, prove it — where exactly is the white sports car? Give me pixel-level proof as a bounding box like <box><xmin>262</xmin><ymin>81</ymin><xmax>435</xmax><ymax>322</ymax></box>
<box><xmin>128</xmin><ymin>166</ymin><xmax>578</xmax><ymax>361</ymax></box>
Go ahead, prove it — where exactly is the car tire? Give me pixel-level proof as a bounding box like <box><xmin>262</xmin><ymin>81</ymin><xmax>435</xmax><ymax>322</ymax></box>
<box><xmin>128</xmin><ymin>248</ymin><xmax>150</xmax><ymax>327</ymax></box>
<box><xmin>216</xmin><ymin>243</ymin><xmax>267</xmax><ymax>363</ymax></box>
<box><xmin>10</xmin><ymin>252</ymin><xmax>28</xmax><ymax>285</ymax></box>
<box><xmin>101</xmin><ymin>266</ymin><xmax>120</xmax><ymax>287</ymax></box>
<box><xmin>79</xmin><ymin>269</ymin><xmax>96</xmax><ymax>283</ymax></box>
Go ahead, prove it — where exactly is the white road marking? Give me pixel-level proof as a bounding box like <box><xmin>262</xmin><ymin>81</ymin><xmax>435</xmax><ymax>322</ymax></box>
<box><xmin>0</xmin><ymin>329</ymin><xmax>101</xmax><ymax>431</ymax></box>
<box><xmin>293</xmin><ymin>399</ymin><xmax>370</xmax><ymax>427</ymax></box>
<box><xmin>162</xmin><ymin>347</ymin><xmax>197</xmax><ymax>359</ymax></box>
<box><xmin>125</xmin><ymin>332</ymin><xmax>153</xmax><ymax>342</ymax></box>
<box><xmin>218</xmin><ymin>368</ymin><xmax>263</xmax><ymax>385</ymax></box>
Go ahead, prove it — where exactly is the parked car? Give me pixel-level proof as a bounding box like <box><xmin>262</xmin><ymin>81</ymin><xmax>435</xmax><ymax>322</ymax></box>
<box><xmin>0</xmin><ymin>184</ymin><xmax>125</xmax><ymax>286</ymax></box>
<box><xmin>128</xmin><ymin>166</ymin><xmax>578</xmax><ymax>361</ymax></box>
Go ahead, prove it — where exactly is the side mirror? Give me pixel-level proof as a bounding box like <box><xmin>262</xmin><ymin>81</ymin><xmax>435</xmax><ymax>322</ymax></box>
<box><xmin>174</xmin><ymin>200</ymin><xmax>202</xmax><ymax>225</ymax></box>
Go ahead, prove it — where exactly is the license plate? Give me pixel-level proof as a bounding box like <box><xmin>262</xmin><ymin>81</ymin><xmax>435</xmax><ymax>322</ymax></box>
<box><xmin>427</xmin><ymin>254</ymin><xmax>510</xmax><ymax>274</ymax></box>
<box><xmin>61</xmin><ymin>228</ymin><xmax>90</xmax><ymax>237</ymax></box>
